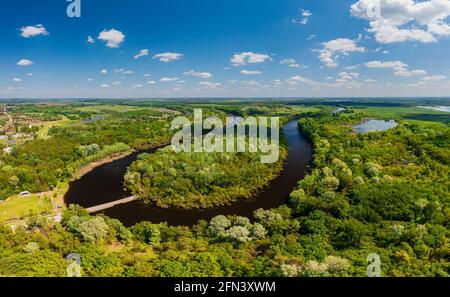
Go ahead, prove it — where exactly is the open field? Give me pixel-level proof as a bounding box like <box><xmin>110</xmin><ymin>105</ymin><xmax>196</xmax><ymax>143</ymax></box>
<box><xmin>33</xmin><ymin>115</ymin><xmax>72</xmax><ymax>139</ymax></box>
<box><xmin>0</xmin><ymin>182</ymin><xmax>67</xmax><ymax>223</ymax></box>
<box><xmin>353</xmin><ymin>106</ymin><xmax>450</xmax><ymax>123</ymax></box>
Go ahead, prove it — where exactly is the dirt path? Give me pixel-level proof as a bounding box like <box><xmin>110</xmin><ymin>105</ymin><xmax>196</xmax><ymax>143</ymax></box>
<box><xmin>2</xmin><ymin>112</ymin><xmax>14</xmax><ymax>132</ymax></box>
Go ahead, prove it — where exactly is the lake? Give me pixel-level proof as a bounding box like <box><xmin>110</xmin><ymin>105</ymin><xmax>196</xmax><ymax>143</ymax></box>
<box><xmin>417</xmin><ymin>106</ymin><xmax>450</xmax><ymax>113</ymax></box>
<box><xmin>353</xmin><ymin>119</ymin><xmax>398</xmax><ymax>134</ymax></box>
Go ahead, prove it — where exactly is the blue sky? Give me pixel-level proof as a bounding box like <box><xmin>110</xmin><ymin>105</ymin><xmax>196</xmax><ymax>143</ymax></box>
<box><xmin>1</xmin><ymin>0</ymin><xmax>450</xmax><ymax>98</ymax></box>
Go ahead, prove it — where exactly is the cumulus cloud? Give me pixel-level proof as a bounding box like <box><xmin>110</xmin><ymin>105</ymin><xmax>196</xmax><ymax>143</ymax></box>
<box><xmin>286</xmin><ymin>75</ymin><xmax>316</xmax><ymax>86</ymax></box>
<box><xmin>240</xmin><ymin>70</ymin><xmax>262</xmax><ymax>75</ymax></box>
<box><xmin>153</xmin><ymin>52</ymin><xmax>183</xmax><ymax>62</ymax></box>
<box><xmin>20</xmin><ymin>24</ymin><xmax>48</xmax><ymax>38</ymax></box>
<box><xmin>198</xmin><ymin>81</ymin><xmax>222</xmax><ymax>88</ymax></box>
<box><xmin>17</xmin><ymin>59</ymin><xmax>34</xmax><ymax>66</ymax></box>
<box><xmin>336</xmin><ymin>72</ymin><xmax>360</xmax><ymax>82</ymax></box>
<box><xmin>231</xmin><ymin>52</ymin><xmax>271</xmax><ymax>66</ymax></box>
<box><xmin>134</xmin><ymin>49</ymin><xmax>149</xmax><ymax>59</ymax></box>
<box><xmin>13</xmin><ymin>78</ymin><xmax>22</xmax><ymax>82</ymax></box>
<box><xmin>280</xmin><ymin>58</ymin><xmax>301</xmax><ymax>68</ymax></box>
<box><xmin>97</xmin><ymin>29</ymin><xmax>125</xmax><ymax>48</ymax></box>
<box><xmin>351</xmin><ymin>0</ymin><xmax>450</xmax><ymax>43</ymax></box>
<box><xmin>365</xmin><ymin>60</ymin><xmax>427</xmax><ymax>77</ymax></box>
<box><xmin>160</xmin><ymin>77</ymin><xmax>179</xmax><ymax>82</ymax></box>
<box><xmin>318</xmin><ymin>38</ymin><xmax>365</xmax><ymax>67</ymax></box>
<box><xmin>183</xmin><ymin>70</ymin><xmax>213</xmax><ymax>79</ymax></box>
<box><xmin>101</xmin><ymin>84</ymin><xmax>110</xmax><ymax>88</ymax></box>
<box><xmin>101</xmin><ymin>69</ymin><xmax>108</xmax><ymax>75</ymax></box>
<box><xmin>87</xmin><ymin>36</ymin><xmax>95</xmax><ymax>44</ymax></box>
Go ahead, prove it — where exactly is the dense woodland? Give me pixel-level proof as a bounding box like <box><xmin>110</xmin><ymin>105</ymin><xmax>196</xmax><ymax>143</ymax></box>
<box><xmin>124</xmin><ymin>144</ymin><xmax>287</xmax><ymax>208</ymax></box>
<box><xmin>0</xmin><ymin>106</ymin><xmax>175</xmax><ymax>200</ymax></box>
<box><xmin>0</xmin><ymin>101</ymin><xmax>448</xmax><ymax>277</ymax></box>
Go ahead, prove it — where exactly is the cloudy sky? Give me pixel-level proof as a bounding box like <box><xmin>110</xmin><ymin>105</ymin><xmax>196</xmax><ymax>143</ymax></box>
<box><xmin>1</xmin><ymin>0</ymin><xmax>450</xmax><ymax>98</ymax></box>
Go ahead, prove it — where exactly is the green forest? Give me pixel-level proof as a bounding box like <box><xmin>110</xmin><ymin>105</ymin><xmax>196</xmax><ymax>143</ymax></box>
<box><xmin>0</xmin><ymin>105</ymin><xmax>175</xmax><ymax>200</ymax></box>
<box><xmin>124</xmin><ymin>145</ymin><xmax>287</xmax><ymax>209</ymax></box>
<box><xmin>0</xmin><ymin>100</ymin><xmax>448</xmax><ymax>277</ymax></box>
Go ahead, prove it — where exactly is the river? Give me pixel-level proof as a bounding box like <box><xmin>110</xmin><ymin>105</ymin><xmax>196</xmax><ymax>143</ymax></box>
<box><xmin>64</xmin><ymin>120</ymin><xmax>313</xmax><ymax>227</ymax></box>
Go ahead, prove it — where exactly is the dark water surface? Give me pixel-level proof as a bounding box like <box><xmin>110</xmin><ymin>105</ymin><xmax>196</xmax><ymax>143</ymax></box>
<box><xmin>64</xmin><ymin>120</ymin><xmax>313</xmax><ymax>227</ymax></box>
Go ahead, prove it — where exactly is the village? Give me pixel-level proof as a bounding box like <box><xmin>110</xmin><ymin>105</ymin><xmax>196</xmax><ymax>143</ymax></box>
<box><xmin>1</xmin><ymin>105</ymin><xmax>39</xmax><ymax>155</ymax></box>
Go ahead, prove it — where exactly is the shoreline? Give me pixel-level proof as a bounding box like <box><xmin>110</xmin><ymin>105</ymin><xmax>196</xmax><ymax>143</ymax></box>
<box><xmin>74</xmin><ymin>150</ymin><xmax>135</xmax><ymax>179</ymax></box>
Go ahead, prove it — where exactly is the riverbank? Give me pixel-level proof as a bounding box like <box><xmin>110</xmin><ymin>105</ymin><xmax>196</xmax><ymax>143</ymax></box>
<box><xmin>65</xmin><ymin>119</ymin><xmax>313</xmax><ymax>227</ymax></box>
<box><xmin>75</xmin><ymin>150</ymin><xmax>134</xmax><ymax>178</ymax></box>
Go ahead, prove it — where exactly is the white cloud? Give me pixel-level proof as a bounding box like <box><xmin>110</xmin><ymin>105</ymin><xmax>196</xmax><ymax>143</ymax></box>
<box><xmin>351</xmin><ymin>0</ymin><xmax>450</xmax><ymax>44</ymax></box>
<box><xmin>134</xmin><ymin>49</ymin><xmax>149</xmax><ymax>59</ymax></box>
<box><xmin>147</xmin><ymin>80</ymin><xmax>156</xmax><ymax>84</ymax></box>
<box><xmin>112</xmin><ymin>81</ymin><xmax>122</xmax><ymax>86</ymax></box>
<box><xmin>153</xmin><ymin>52</ymin><xmax>183</xmax><ymax>62</ymax></box>
<box><xmin>231</xmin><ymin>52</ymin><xmax>271</xmax><ymax>66</ymax></box>
<box><xmin>101</xmin><ymin>84</ymin><xmax>110</xmax><ymax>88</ymax></box>
<box><xmin>394</xmin><ymin>69</ymin><xmax>428</xmax><ymax>77</ymax></box>
<box><xmin>240</xmin><ymin>70</ymin><xmax>262</xmax><ymax>75</ymax></box>
<box><xmin>346</xmin><ymin>64</ymin><xmax>360</xmax><ymax>70</ymax></box>
<box><xmin>299</xmin><ymin>9</ymin><xmax>312</xmax><ymax>25</ymax></box>
<box><xmin>132</xmin><ymin>84</ymin><xmax>143</xmax><ymax>88</ymax></box>
<box><xmin>97</xmin><ymin>29</ymin><xmax>125</xmax><ymax>48</ymax></box>
<box><xmin>318</xmin><ymin>38</ymin><xmax>365</xmax><ymax>67</ymax></box>
<box><xmin>421</xmin><ymin>75</ymin><xmax>446</xmax><ymax>81</ymax></box>
<box><xmin>87</xmin><ymin>36</ymin><xmax>95</xmax><ymax>44</ymax></box>
<box><xmin>286</xmin><ymin>75</ymin><xmax>316</xmax><ymax>86</ymax></box>
<box><xmin>280</xmin><ymin>58</ymin><xmax>302</xmax><ymax>68</ymax></box>
<box><xmin>336</xmin><ymin>72</ymin><xmax>360</xmax><ymax>82</ymax></box>
<box><xmin>87</xmin><ymin>78</ymin><xmax>93</xmax><ymax>82</ymax></box>
<box><xmin>20</xmin><ymin>24</ymin><xmax>48</xmax><ymax>38</ymax></box>
<box><xmin>13</xmin><ymin>78</ymin><xmax>22</xmax><ymax>82</ymax></box>
<box><xmin>17</xmin><ymin>59</ymin><xmax>34</xmax><ymax>66</ymax></box>
<box><xmin>198</xmin><ymin>81</ymin><xmax>222</xmax><ymax>88</ymax></box>
<box><xmin>114</xmin><ymin>68</ymin><xmax>133</xmax><ymax>75</ymax></box>
<box><xmin>364</xmin><ymin>79</ymin><xmax>378</xmax><ymax>83</ymax></box>
<box><xmin>365</xmin><ymin>60</ymin><xmax>427</xmax><ymax>77</ymax></box>
<box><xmin>144</xmin><ymin>73</ymin><xmax>151</xmax><ymax>77</ymax></box>
<box><xmin>183</xmin><ymin>70</ymin><xmax>213</xmax><ymax>79</ymax></box>
<box><xmin>101</xmin><ymin>69</ymin><xmax>108</xmax><ymax>75</ymax></box>
<box><xmin>239</xmin><ymin>80</ymin><xmax>265</xmax><ymax>87</ymax></box>
<box><xmin>365</xmin><ymin>60</ymin><xmax>408</xmax><ymax>70</ymax></box>
<box><xmin>160</xmin><ymin>77</ymin><xmax>179</xmax><ymax>82</ymax></box>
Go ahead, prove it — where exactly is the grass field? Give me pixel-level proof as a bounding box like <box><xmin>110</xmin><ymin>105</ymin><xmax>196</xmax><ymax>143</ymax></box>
<box><xmin>34</xmin><ymin>115</ymin><xmax>71</xmax><ymax>139</ymax></box>
<box><xmin>0</xmin><ymin>182</ymin><xmax>68</xmax><ymax>223</ymax></box>
<box><xmin>353</xmin><ymin>106</ymin><xmax>449</xmax><ymax>123</ymax></box>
